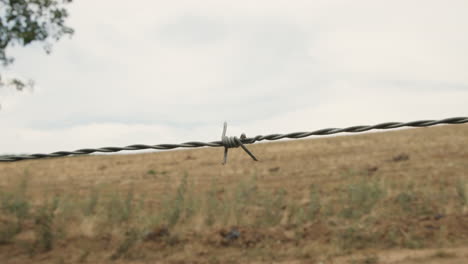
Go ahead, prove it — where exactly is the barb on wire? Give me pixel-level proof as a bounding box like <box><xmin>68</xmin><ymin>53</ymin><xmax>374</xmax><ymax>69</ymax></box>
<box><xmin>0</xmin><ymin>116</ymin><xmax>467</xmax><ymax>162</ymax></box>
<box><xmin>221</xmin><ymin>121</ymin><xmax>257</xmax><ymax>164</ymax></box>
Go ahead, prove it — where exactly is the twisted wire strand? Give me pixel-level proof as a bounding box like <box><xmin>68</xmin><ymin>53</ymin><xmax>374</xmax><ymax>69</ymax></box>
<box><xmin>1</xmin><ymin>117</ymin><xmax>467</xmax><ymax>162</ymax></box>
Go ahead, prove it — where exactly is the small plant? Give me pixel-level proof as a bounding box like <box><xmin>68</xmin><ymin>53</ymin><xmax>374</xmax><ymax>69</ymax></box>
<box><xmin>395</xmin><ymin>191</ymin><xmax>414</xmax><ymax>213</ymax></box>
<box><xmin>0</xmin><ymin>177</ymin><xmax>30</xmax><ymax>220</ymax></box>
<box><xmin>291</xmin><ymin>184</ymin><xmax>322</xmax><ymax>224</ymax></box>
<box><xmin>340</xmin><ymin>180</ymin><xmax>384</xmax><ymax>219</ymax></box>
<box><xmin>166</xmin><ymin>175</ymin><xmax>186</xmax><ymax>227</ymax></box>
<box><xmin>0</xmin><ymin>221</ymin><xmax>22</xmax><ymax>244</ymax></box>
<box><xmin>205</xmin><ymin>187</ymin><xmax>222</xmax><ymax>226</ymax></box>
<box><xmin>110</xmin><ymin>228</ymin><xmax>141</xmax><ymax>260</ymax></box>
<box><xmin>162</xmin><ymin>173</ymin><xmax>197</xmax><ymax>227</ymax></box>
<box><xmin>394</xmin><ymin>189</ymin><xmax>435</xmax><ymax>216</ymax></box>
<box><xmin>106</xmin><ymin>189</ymin><xmax>135</xmax><ymax>224</ymax></box>
<box><xmin>34</xmin><ymin>196</ymin><xmax>61</xmax><ymax>252</ymax></box>
<box><xmin>0</xmin><ymin>177</ymin><xmax>31</xmax><ymax>243</ymax></box>
<box><xmin>231</xmin><ymin>176</ymin><xmax>258</xmax><ymax>225</ymax></box>
<box><xmin>255</xmin><ymin>188</ymin><xmax>286</xmax><ymax>227</ymax></box>
<box><xmin>306</xmin><ymin>184</ymin><xmax>321</xmax><ymax>220</ymax></box>
<box><xmin>337</xmin><ymin>226</ymin><xmax>374</xmax><ymax>251</ymax></box>
<box><xmin>83</xmin><ymin>188</ymin><xmax>100</xmax><ymax>216</ymax></box>
<box><xmin>455</xmin><ymin>178</ymin><xmax>467</xmax><ymax>206</ymax></box>
<box><xmin>403</xmin><ymin>237</ymin><xmax>424</xmax><ymax>249</ymax></box>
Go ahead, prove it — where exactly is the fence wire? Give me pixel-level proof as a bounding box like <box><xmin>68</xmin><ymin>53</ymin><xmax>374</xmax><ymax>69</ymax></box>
<box><xmin>1</xmin><ymin>116</ymin><xmax>467</xmax><ymax>162</ymax></box>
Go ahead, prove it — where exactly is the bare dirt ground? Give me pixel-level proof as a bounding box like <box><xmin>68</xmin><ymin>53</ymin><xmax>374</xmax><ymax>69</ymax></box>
<box><xmin>0</xmin><ymin>124</ymin><xmax>467</xmax><ymax>263</ymax></box>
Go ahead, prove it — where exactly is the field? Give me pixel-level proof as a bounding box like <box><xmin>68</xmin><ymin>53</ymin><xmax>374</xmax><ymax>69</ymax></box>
<box><xmin>0</xmin><ymin>124</ymin><xmax>467</xmax><ymax>264</ymax></box>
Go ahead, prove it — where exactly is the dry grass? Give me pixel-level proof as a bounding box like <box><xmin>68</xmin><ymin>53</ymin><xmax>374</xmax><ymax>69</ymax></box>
<box><xmin>0</xmin><ymin>124</ymin><xmax>467</xmax><ymax>263</ymax></box>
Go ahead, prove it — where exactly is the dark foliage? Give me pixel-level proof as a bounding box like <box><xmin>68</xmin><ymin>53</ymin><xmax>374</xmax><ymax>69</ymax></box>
<box><xmin>0</xmin><ymin>0</ymin><xmax>74</xmax><ymax>66</ymax></box>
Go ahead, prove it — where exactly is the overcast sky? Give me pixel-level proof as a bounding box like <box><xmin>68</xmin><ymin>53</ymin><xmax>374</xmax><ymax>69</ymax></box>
<box><xmin>1</xmin><ymin>0</ymin><xmax>467</xmax><ymax>154</ymax></box>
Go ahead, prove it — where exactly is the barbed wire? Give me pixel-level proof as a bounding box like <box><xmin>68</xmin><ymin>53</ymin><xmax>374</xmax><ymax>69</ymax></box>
<box><xmin>0</xmin><ymin>116</ymin><xmax>467</xmax><ymax>163</ymax></box>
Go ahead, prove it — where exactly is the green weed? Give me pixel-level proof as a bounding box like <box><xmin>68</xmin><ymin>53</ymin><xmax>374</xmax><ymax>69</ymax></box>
<box><xmin>306</xmin><ymin>184</ymin><xmax>321</xmax><ymax>220</ymax></box>
<box><xmin>106</xmin><ymin>189</ymin><xmax>135</xmax><ymax>224</ymax></box>
<box><xmin>0</xmin><ymin>177</ymin><xmax>30</xmax><ymax>220</ymax></box>
<box><xmin>340</xmin><ymin>180</ymin><xmax>384</xmax><ymax>219</ymax></box>
<box><xmin>337</xmin><ymin>226</ymin><xmax>375</xmax><ymax>251</ymax></box>
<box><xmin>83</xmin><ymin>187</ymin><xmax>100</xmax><ymax>216</ymax></box>
<box><xmin>0</xmin><ymin>178</ymin><xmax>30</xmax><ymax>243</ymax></box>
<box><xmin>34</xmin><ymin>195</ymin><xmax>61</xmax><ymax>252</ymax></box>
<box><xmin>0</xmin><ymin>221</ymin><xmax>22</xmax><ymax>244</ymax></box>
<box><xmin>231</xmin><ymin>175</ymin><xmax>258</xmax><ymax>225</ymax></box>
<box><xmin>255</xmin><ymin>188</ymin><xmax>286</xmax><ymax>227</ymax></box>
<box><xmin>110</xmin><ymin>228</ymin><xmax>141</xmax><ymax>260</ymax></box>
<box><xmin>204</xmin><ymin>185</ymin><xmax>223</xmax><ymax>226</ymax></box>
<box><xmin>162</xmin><ymin>173</ymin><xmax>197</xmax><ymax>228</ymax></box>
<box><xmin>456</xmin><ymin>178</ymin><xmax>467</xmax><ymax>206</ymax></box>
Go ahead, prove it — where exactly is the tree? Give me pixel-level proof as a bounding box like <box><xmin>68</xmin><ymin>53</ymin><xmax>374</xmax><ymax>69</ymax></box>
<box><xmin>0</xmin><ymin>0</ymin><xmax>74</xmax><ymax>93</ymax></box>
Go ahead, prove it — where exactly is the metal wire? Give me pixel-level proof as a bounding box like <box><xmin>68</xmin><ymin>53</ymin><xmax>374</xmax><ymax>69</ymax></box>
<box><xmin>221</xmin><ymin>121</ymin><xmax>257</xmax><ymax>164</ymax></box>
<box><xmin>1</xmin><ymin>116</ymin><xmax>467</xmax><ymax>162</ymax></box>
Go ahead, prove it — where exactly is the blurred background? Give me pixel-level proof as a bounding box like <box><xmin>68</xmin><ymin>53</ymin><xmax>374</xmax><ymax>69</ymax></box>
<box><xmin>1</xmin><ymin>0</ymin><xmax>467</xmax><ymax>154</ymax></box>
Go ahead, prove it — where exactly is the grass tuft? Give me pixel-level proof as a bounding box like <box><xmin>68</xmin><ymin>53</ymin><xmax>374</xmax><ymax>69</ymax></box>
<box><xmin>110</xmin><ymin>228</ymin><xmax>141</xmax><ymax>260</ymax></box>
<box><xmin>34</xmin><ymin>195</ymin><xmax>61</xmax><ymax>252</ymax></box>
<box><xmin>83</xmin><ymin>187</ymin><xmax>100</xmax><ymax>216</ymax></box>
<box><xmin>340</xmin><ymin>180</ymin><xmax>384</xmax><ymax>219</ymax></box>
<box><xmin>456</xmin><ymin>178</ymin><xmax>467</xmax><ymax>206</ymax></box>
<box><xmin>106</xmin><ymin>189</ymin><xmax>135</xmax><ymax>224</ymax></box>
<box><xmin>0</xmin><ymin>177</ymin><xmax>30</xmax><ymax>244</ymax></box>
